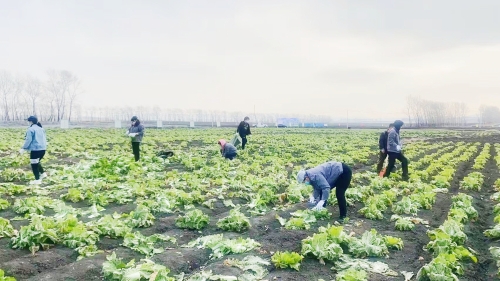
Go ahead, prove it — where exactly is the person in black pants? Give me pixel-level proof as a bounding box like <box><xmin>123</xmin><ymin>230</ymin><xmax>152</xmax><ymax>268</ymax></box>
<box><xmin>236</xmin><ymin>117</ymin><xmax>251</xmax><ymax>149</ymax></box>
<box><xmin>126</xmin><ymin>116</ymin><xmax>145</xmax><ymax>161</ymax></box>
<box><xmin>383</xmin><ymin>120</ymin><xmax>409</xmax><ymax>180</ymax></box>
<box><xmin>376</xmin><ymin>123</ymin><xmax>393</xmax><ymax>174</ymax></box>
<box><xmin>19</xmin><ymin>116</ymin><xmax>48</xmax><ymax>185</ymax></box>
<box><xmin>297</xmin><ymin>161</ymin><xmax>352</xmax><ymax>221</ymax></box>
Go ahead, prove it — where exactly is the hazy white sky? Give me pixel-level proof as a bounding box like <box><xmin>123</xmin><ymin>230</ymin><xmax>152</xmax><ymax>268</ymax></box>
<box><xmin>1</xmin><ymin>0</ymin><xmax>500</xmax><ymax>119</ymax></box>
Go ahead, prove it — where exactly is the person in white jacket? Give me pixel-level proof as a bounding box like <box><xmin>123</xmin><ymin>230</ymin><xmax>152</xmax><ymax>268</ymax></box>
<box><xmin>383</xmin><ymin>120</ymin><xmax>408</xmax><ymax>180</ymax></box>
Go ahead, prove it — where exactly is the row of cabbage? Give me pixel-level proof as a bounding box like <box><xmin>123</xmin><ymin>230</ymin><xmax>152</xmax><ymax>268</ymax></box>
<box><xmin>417</xmin><ymin>143</ymin><xmax>489</xmax><ymax>280</ymax></box>
<box><xmin>486</xmin><ymin>144</ymin><xmax>500</xmax><ymax>277</ymax></box>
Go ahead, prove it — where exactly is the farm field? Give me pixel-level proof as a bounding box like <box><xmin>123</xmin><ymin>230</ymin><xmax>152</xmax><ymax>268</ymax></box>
<box><xmin>0</xmin><ymin>128</ymin><xmax>500</xmax><ymax>281</ymax></box>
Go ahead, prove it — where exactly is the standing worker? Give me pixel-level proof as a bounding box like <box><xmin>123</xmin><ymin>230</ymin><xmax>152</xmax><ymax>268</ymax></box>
<box><xmin>236</xmin><ymin>116</ymin><xmax>251</xmax><ymax>150</ymax></box>
<box><xmin>297</xmin><ymin>161</ymin><xmax>352</xmax><ymax>221</ymax></box>
<box><xmin>126</xmin><ymin>116</ymin><xmax>145</xmax><ymax>161</ymax></box>
<box><xmin>218</xmin><ymin>139</ymin><xmax>238</xmax><ymax>160</ymax></box>
<box><xmin>19</xmin><ymin>116</ymin><xmax>48</xmax><ymax>185</ymax></box>
<box><xmin>377</xmin><ymin>123</ymin><xmax>394</xmax><ymax>175</ymax></box>
<box><xmin>383</xmin><ymin>120</ymin><xmax>409</xmax><ymax>180</ymax></box>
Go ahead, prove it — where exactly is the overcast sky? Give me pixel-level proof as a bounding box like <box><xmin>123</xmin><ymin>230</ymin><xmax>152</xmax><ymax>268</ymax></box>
<box><xmin>1</xmin><ymin>0</ymin><xmax>500</xmax><ymax>119</ymax></box>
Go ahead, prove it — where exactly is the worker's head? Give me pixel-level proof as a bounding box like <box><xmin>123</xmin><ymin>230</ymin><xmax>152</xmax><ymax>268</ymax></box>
<box><xmin>388</xmin><ymin>123</ymin><xmax>394</xmax><ymax>128</ymax></box>
<box><xmin>244</xmin><ymin>116</ymin><xmax>250</xmax><ymax>122</ymax></box>
<box><xmin>26</xmin><ymin>116</ymin><xmax>38</xmax><ymax>125</ymax></box>
<box><xmin>393</xmin><ymin>120</ymin><xmax>404</xmax><ymax>130</ymax></box>
<box><xmin>297</xmin><ymin>170</ymin><xmax>310</xmax><ymax>185</ymax></box>
<box><xmin>218</xmin><ymin>139</ymin><xmax>227</xmax><ymax>148</ymax></box>
<box><xmin>131</xmin><ymin>116</ymin><xmax>139</xmax><ymax>125</ymax></box>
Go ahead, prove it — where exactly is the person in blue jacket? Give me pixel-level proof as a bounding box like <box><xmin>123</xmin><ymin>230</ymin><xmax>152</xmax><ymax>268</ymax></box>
<box><xmin>297</xmin><ymin>161</ymin><xmax>352</xmax><ymax>220</ymax></box>
<box><xmin>19</xmin><ymin>116</ymin><xmax>48</xmax><ymax>185</ymax></box>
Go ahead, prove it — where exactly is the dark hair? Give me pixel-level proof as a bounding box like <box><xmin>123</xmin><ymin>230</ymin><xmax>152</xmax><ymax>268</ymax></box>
<box><xmin>389</xmin><ymin>123</ymin><xmax>394</xmax><ymax>127</ymax></box>
<box><xmin>244</xmin><ymin>116</ymin><xmax>250</xmax><ymax>121</ymax></box>
<box><xmin>36</xmin><ymin>122</ymin><xmax>42</xmax><ymax>128</ymax></box>
<box><xmin>27</xmin><ymin>116</ymin><xmax>38</xmax><ymax>124</ymax></box>
<box><xmin>131</xmin><ymin>116</ymin><xmax>140</xmax><ymax>126</ymax></box>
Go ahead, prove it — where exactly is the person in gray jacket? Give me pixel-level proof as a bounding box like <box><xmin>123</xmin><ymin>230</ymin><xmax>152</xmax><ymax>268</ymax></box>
<box><xmin>297</xmin><ymin>161</ymin><xmax>352</xmax><ymax>220</ymax></box>
<box><xmin>218</xmin><ymin>139</ymin><xmax>238</xmax><ymax>160</ymax></box>
<box><xmin>126</xmin><ymin>116</ymin><xmax>145</xmax><ymax>161</ymax></box>
<box><xmin>19</xmin><ymin>116</ymin><xmax>48</xmax><ymax>185</ymax></box>
<box><xmin>383</xmin><ymin>120</ymin><xmax>409</xmax><ymax>180</ymax></box>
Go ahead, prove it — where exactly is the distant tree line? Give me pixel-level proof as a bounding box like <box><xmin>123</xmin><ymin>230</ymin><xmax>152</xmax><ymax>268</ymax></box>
<box><xmin>405</xmin><ymin>95</ymin><xmax>469</xmax><ymax>127</ymax></box>
<box><xmin>478</xmin><ymin>105</ymin><xmax>500</xmax><ymax>125</ymax></box>
<box><xmin>76</xmin><ymin>106</ymin><xmax>333</xmax><ymax>124</ymax></box>
<box><xmin>0</xmin><ymin>70</ymin><xmax>81</xmax><ymax>122</ymax></box>
<box><xmin>0</xmin><ymin>70</ymin><xmax>332</xmax><ymax>124</ymax></box>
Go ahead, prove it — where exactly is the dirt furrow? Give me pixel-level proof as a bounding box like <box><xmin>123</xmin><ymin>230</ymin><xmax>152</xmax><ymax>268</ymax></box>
<box><xmin>462</xmin><ymin>143</ymin><xmax>499</xmax><ymax>281</ymax></box>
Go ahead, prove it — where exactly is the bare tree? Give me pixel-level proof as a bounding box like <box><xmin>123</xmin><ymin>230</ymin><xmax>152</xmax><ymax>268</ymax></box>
<box><xmin>0</xmin><ymin>71</ymin><xmax>14</xmax><ymax>121</ymax></box>
<box><xmin>24</xmin><ymin>75</ymin><xmax>43</xmax><ymax>116</ymax></box>
<box><xmin>46</xmin><ymin>70</ymin><xmax>64</xmax><ymax>121</ymax></box>
<box><xmin>479</xmin><ymin>105</ymin><xmax>500</xmax><ymax>125</ymax></box>
<box><xmin>67</xmin><ymin>74</ymin><xmax>81</xmax><ymax>121</ymax></box>
<box><xmin>10</xmin><ymin>76</ymin><xmax>24</xmax><ymax>120</ymax></box>
<box><xmin>46</xmin><ymin>70</ymin><xmax>75</xmax><ymax>121</ymax></box>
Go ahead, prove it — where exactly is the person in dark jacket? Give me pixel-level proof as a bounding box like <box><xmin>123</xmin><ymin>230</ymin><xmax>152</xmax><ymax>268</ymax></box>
<box><xmin>20</xmin><ymin>116</ymin><xmax>48</xmax><ymax>185</ymax></box>
<box><xmin>383</xmin><ymin>120</ymin><xmax>408</xmax><ymax>180</ymax></box>
<box><xmin>376</xmin><ymin>123</ymin><xmax>394</xmax><ymax>174</ymax></box>
<box><xmin>218</xmin><ymin>139</ymin><xmax>238</xmax><ymax>160</ymax></box>
<box><xmin>236</xmin><ymin>117</ymin><xmax>251</xmax><ymax>149</ymax></box>
<box><xmin>126</xmin><ymin>116</ymin><xmax>145</xmax><ymax>161</ymax></box>
<box><xmin>297</xmin><ymin>161</ymin><xmax>352</xmax><ymax>220</ymax></box>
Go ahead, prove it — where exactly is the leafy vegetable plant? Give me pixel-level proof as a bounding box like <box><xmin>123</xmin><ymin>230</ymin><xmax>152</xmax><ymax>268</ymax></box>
<box><xmin>122</xmin><ymin>232</ymin><xmax>176</xmax><ymax>257</ymax></box>
<box><xmin>175</xmin><ymin>209</ymin><xmax>209</xmax><ymax>230</ymax></box>
<box><xmin>348</xmin><ymin>229</ymin><xmax>389</xmax><ymax>258</ymax></box>
<box><xmin>217</xmin><ymin>208</ymin><xmax>251</xmax><ymax>232</ymax></box>
<box><xmin>271</xmin><ymin>251</ymin><xmax>303</xmax><ymax>271</ymax></box>
<box><xmin>335</xmin><ymin>267</ymin><xmax>368</xmax><ymax>281</ymax></box>
<box><xmin>301</xmin><ymin>233</ymin><xmax>344</xmax><ymax>261</ymax></box>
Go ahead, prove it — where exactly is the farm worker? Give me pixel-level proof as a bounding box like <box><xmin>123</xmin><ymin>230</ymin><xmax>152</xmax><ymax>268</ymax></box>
<box><xmin>376</xmin><ymin>123</ymin><xmax>394</xmax><ymax>174</ymax></box>
<box><xmin>19</xmin><ymin>116</ymin><xmax>48</xmax><ymax>185</ymax></box>
<box><xmin>383</xmin><ymin>120</ymin><xmax>409</xmax><ymax>180</ymax></box>
<box><xmin>236</xmin><ymin>116</ymin><xmax>251</xmax><ymax>150</ymax></box>
<box><xmin>125</xmin><ymin>116</ymin><xmax>145</xmax><ymax>161</ymax></box>
<box><xmin>297</xmin><ymin>161</ymin><xmax>352</xmax><ymax>221</ymax></box>
<box><xmin>218</xmin><ymin>139</ymin><xmax>238</xmax><ymax>160</ymax></box>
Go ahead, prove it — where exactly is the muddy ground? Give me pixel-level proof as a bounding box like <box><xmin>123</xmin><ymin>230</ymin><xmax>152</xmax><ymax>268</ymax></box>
<box><xmin>1</xmin><ymin>134</ymin><xmax>500</xmax><ymax>280</ymax></box>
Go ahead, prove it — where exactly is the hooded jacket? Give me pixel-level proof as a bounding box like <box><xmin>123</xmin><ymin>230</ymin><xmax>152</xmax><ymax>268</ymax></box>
<box><xmin>127</xmin><ymin>121</ymin><xmax>145</xmax><ymax>142</ymax></box>
<box><xmin>22</xmin><ymin>124</ymin><xmax>47</xmax><ymax>151</ymax></box>
<box><xmin>387</xmin><ymin>120</ymin><xmax>404</xmax><ymax>153</ymax></box>
<box><xmin>305</xmin><ymin>161</ymin><xmax>344</xmax><ymax>201</ymax></box>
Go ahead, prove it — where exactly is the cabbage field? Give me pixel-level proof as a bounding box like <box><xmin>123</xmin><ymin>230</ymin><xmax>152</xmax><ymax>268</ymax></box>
<box><xmin>0</xmin><ymin>128</ymin><xmax>499</xmax><ymax>281</ymax></box>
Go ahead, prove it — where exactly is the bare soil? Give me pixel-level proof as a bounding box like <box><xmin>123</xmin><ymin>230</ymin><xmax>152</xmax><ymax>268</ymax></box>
<box><xmin>1</xmin><ymin>135</ymin><xmax>499</xmax><ymax>280</ymax></box>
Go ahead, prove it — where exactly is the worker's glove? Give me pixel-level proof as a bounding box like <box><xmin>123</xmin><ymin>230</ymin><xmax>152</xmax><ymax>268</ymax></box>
<box><xmin>18</xmin><ymin>149</ymin><xmax>26</xmax><ymax>155</ymax></box>
<box><xmin>128</xmin><ymin>133</ymin><xmax>137</xmax><ymax>137</ymax></box>
<box><xmin>396</xmin><ymin>145</ymin><xmax>401</xmax><ymax>151</ymax></box>
<box><xmin>309</xmin><ymin>194</ymin><xmax>316</xmax><ymax>204</ymax></box>
<box><xmin>380</xmin><ymin>149</ymin><xmax>385</xmax><ymax>153</ymax></box>
<box><xmin>312</xmin><ymin>200</ymin><xmax>325</xmax><ymax>211</ymax></box>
